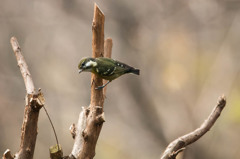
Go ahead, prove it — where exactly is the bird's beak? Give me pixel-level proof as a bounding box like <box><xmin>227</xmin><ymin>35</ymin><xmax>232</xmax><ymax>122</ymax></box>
<box><xmin>78</xmin><ymin>69</ymin><xmax>83</xmax><ymax>74</ymax></box>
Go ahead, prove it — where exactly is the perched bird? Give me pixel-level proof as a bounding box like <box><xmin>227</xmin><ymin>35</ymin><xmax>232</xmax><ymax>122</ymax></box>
<box><xmin>78</xmin><ymin>57</ymin><xmax>140</xmax><ymax>89</ymax></box>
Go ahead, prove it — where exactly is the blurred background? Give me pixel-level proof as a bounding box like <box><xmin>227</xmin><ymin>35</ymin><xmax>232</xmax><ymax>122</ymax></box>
<box><xmin>1</xmin><ymin>0</ymin><xmax>240</xmax><ymax>158</ymax></box>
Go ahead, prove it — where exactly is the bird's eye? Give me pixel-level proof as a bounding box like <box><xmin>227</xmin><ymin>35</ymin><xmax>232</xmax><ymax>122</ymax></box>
<box><xmin>81</xmin><ymin>63</ymin><xmax>85</xmax><ymax>67</ymax></box>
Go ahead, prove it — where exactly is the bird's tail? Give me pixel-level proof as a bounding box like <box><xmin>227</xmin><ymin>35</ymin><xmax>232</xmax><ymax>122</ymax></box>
<box><xmin>129</xmin><ymin>68</ymin><xmax>140</xmax><ymax>75</ymax></box>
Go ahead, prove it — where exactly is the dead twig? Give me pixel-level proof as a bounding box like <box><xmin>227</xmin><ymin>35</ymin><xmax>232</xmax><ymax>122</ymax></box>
<box><xmin>160</xmin><ymin>95</ymin><xmax>226</xmax><ymax>159</ymax></box>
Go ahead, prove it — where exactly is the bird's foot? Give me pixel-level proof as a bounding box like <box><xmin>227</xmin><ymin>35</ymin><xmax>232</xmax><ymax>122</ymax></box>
<box><xmin>95</xmin><ymin>85</ymin><xmax>105</xmax><ymax>90</ymax></box>
<box><xmin>95</xmin><ymin>81</ymin><xmax>111</xmax><ymax>90</ymax></box>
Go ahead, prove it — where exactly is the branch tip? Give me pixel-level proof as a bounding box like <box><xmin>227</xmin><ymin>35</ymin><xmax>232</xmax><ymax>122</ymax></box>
<box><xmin>94</xmin><ymin>3</ymin><xmax>104</xmax><ymax>16</ymax></box>
<box><xmin>160</xmin><ymin>95</ymin><xmax>227</xmax><ymax>159</ymax></box>
<box><xmin>217</xmin><ymin>95</ymin><xmax>226</xmax><ymax>108</ymax></box>
<box><xmin>49</xmin><ymin>144</ymin><xmax>63</xmax><ymax>159</ymax></box>
<box><xmin>3</xmin><ymin>149</ymin><xmax>14</xmax><ymax>159</ymax></box>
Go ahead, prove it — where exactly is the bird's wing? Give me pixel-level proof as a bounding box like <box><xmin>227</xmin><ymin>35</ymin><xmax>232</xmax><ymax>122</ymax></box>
<box><xmin>96</xmin><ymin>57</ymin><xmax>132</xmax><ymax>76</ymax></box>
<box><xmin>95</xmin><ymin>58</ymin><xmax>117</xmax><ymax>76</ymax></box>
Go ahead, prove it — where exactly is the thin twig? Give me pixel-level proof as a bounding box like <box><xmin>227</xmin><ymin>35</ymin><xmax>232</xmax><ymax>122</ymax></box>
<box><xmin>43</xmin><ymin>106</ymin><xmax>60</xmax><ymax>150</ymax></box>
<box><xmin>160</xmin><ymin>95</ymin><xmax>226</xmax><ymax>159</ymax></box>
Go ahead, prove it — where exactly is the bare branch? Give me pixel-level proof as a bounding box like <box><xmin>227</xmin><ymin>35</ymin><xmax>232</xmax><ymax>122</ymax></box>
<box><xmin>10</xmin><ymin>37</ymin><xmax>35</xmax><ymax>94</ymax></box>
<box><xmin>104</xmin><ymin>38</ymin><xmax>113</xmax><ymax>58</ymax></box>
<box><xmin>77</xmin><ymin>4</ymin><xmax>105</xmax><ymax>159</ymax></box>
<box><xmin>90</xmin><ymin>3</ymin><xmax>105</xmax><ymax>107</ymax></box>
<box><xmin>160</xmin><ymin>95</ymin><xmax>226</xmax><ymax>159</ymax></box>
<box><xmin>68</xmin><ymin>3</ymin><xmax>107</xmax><ymax>159</ymax></box>
<box><xmin>103</xmin><ymin>38</ymin><xmax>113</xmax><ymax>96</ymax></box>
<box><xmin>4</xmin><ymin>37</ymin><xmax>44</xmax><ymax>159</ymax></box>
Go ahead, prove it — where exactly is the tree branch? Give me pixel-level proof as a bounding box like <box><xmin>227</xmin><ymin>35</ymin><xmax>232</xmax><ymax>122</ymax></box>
<box><xmin>68</xmin><ymin>3</ymin><xmax>108</xmax><ymax>159</ymax></box>
<box><xmin>90</xmin><ymin>3</ymin><xmax>105</xmax><ymax>107</ymax></box>
<box><xmin>3</xmin><ymin>37</ymin><xmax>44</xmax><ymax>159</ymax></box>
<box><xmin>103</xmin><ymin>38</ymin><xmax>113</xmax><ymax>96</ymax></box>
<box><xmin>160</xmin><ymin>95</ymin><xmax>226</xmax><ymax>159</ymax></box>
<box><xmin>10</xmin><ymin>37</ymin><xmax>35</xmax><ymax>94</ymax></box>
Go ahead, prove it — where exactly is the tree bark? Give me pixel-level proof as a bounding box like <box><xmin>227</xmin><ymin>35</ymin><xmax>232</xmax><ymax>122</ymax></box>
<box><xmin>69</xmin><ymin>3</ymin><xmax>110</xmax><ymax>159</ymax></box>
<box><xmin>3</xmin><ymin>37</ymin><xmax>44</xmax><ymax>159</ymax></box>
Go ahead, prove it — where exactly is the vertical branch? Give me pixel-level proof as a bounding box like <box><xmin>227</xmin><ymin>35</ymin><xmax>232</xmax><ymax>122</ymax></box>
<box><xmin>69</xmin><ymin>6</ymin><xmax>113</xmax><ymax>159</ymax></box>
<box><xmin>104</xmin><ymin>38</ymin><xmax>113</xmax><ymax>58</ymax></box>
<box><xmin>90</xmin><ymin>3</ymin><xmax>105</xmax><ymax>107</ymax></box>
<box><xmin>5</xmin><ymin>37</ymin><xmax>44</xmax><ymax>159</ymax></box>
<box><xmin>79</xmin><ymin>4</ymin><xmax>105</xmax><ymax>158</ymax></box>
<box><xmin>103</xmin><ymin>38</ymin><xmax>113</xmax><ymax>96</ymax></box>
<box><xmin>69</xmin><ymin>3</ymin><xmax>106</xmax><ymax>159</ymax></box>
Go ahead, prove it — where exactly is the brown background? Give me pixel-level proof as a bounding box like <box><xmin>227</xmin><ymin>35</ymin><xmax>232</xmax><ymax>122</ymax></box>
<box><xmin>1</xmin><ymin>0</ymin><xmax>240</xmax><ymax>159</ymax></box>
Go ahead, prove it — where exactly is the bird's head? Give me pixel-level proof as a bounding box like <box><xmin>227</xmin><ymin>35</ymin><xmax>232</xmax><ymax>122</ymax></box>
<box><xmin>78</xmin><ymin>57</ymin><xmax>97</xmax><ymax>73</ymax></box>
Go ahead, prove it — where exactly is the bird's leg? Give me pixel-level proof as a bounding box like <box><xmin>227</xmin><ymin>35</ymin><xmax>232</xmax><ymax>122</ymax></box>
<box><xmin>95</xmin><ymin>81</ymin><xmax>111</xmax><ymax>90</ymax></box>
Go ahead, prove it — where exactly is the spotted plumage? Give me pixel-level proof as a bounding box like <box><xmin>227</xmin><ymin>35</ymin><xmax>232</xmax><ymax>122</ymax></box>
<box><xmin>78</xmin><ymin>57</ymin><xmax>140</xmax><ymax>89</ymax></box>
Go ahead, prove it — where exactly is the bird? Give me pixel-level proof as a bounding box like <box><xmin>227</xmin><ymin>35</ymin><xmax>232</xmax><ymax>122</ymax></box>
<box><xmin>78</xmin><ymin>57</ymin><xmax>140</xmax><ymax>89</ymax></box>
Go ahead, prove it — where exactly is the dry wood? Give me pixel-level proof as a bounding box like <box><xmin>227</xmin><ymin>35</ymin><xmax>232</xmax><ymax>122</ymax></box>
<box><xmin>69</xmin><ymin>3</ymin><xmax>108</xmax><ymax>159</ymax></box>
<box><xmin>90</xmin><ymin>3</ymin><xmax>105</xmax><ymax>108</ymax></box>
<box><xmin>10</xmin><ymin>37</ymin><xmax>35</xmax><ymax>94</ymax></box>
<box><xmin>69</xmin><ymin>107</ymin><xmax>88</xmax><ymax>158</ymax></box>
<box><xmin>160</xmin><ymin>95</ymin><xmax>226</xmax><ymax>159</ymax></box>
<box><xmin>78</xmin><ymin>4</ymin><xmax>105</xmax><ymax>159</ymax></box>
<box><xmin>3</xmin><ymin>37</ymin><xmax>44</xmax><ymax>159</ymax></box>
<box><xmin>2</xmin><ymin>149</ymin><xmax>14</xmax><ymax>159</ymax></box>
<box><xmin>103</xmin><ymin>38</ymin><xmax>113</xmax><ymax>96</ymax></box>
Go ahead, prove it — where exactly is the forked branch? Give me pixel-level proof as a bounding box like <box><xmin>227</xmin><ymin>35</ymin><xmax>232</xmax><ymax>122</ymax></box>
<box><xmin>2</xmin><ymin>37</ymin><xmax>44</xmax><ymax>159</ymax></box>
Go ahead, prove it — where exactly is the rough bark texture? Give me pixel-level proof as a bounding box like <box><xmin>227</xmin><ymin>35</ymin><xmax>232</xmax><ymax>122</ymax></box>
<box><xmin>68</xmin><ymin>4</ymin><xmax>107</xmax><ymax>159</ymax></box>
<box><xmin>3</xmin><ymin>37</ymin><xmax>44</xmax><ymax>159</ymax></box>
<box><xmin>78</xmin><ymin>4</ymin><xmax>105</xmax><ymax>159</ymax></box>
<box><xmin>70</xmin><ymin>107</ymin><xmax>88</xmax><ymax>158</ymax></box>
<box><xmin>16</xmin><ymin>93</ymin><xmax>43</xmax><ymax>159</ymax></box>
<box><xmin>90</xmin><ymin>3</ymin><xmax>105</xmax><ymax>108</ymax></box>
<box><xmin>160</xmin><ymin>95</ymin><xmax>226</xmax><ymax>159</ymax></box>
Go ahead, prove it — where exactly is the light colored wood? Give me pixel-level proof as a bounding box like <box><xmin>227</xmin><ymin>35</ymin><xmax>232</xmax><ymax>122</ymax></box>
<box><xmin>9</xmin><ymin>37</ymin><xmax>43</xmax><ymax>159</ymax></box>
<box><xmin>103</xmin><ymin>38</ymin><xmax>113</xmax><ymax>97</ymax></box>
<box><xmin>72</xmin><ymin>4</ymin><xmax>106</xmax><ymax>159</ymax></box>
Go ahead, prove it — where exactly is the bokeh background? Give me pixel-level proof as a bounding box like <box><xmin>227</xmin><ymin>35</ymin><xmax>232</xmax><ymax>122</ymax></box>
<box><xmin>1</xmin><ymin>0</ymin><xmax>240</xmax><ymax>158</ymax></box>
